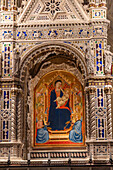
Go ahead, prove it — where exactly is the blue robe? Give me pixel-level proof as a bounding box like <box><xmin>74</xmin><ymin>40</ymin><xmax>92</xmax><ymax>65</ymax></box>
<box><xmin>48</xmin><ymin>89</ymin><xmax>71</xmax><ymax>130</ymax></box>
<box><xmin>36</xmin><ymin>125</ymin><xmax>49</xmax><ymax>144</ymax></box>
<box><xmin>69</xmin><ymin>120</ymin><xmax>82</xmax><ymax>143</ymax></box>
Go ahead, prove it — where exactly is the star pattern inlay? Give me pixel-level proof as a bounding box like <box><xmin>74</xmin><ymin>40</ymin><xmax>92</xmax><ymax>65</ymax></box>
<box><xmin>42</xmin><ymin>0</ymin><xmax>64</xmax><ymax>19</ymax></box>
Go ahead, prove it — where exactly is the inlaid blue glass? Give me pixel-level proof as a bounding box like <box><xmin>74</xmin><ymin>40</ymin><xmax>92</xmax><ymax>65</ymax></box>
<box><xmin>6</xmin><ymin>131</ymin><xmax>8</xmax><ymax>139</ymax></box>
<box><xmin>101</xmin><ymin>98</ymin><xmax>103</xmax><ymax>107</ymax></box>
<box><xmin>102</xmin><ymin>129</ymin><xmax>104</xmax><ymax>138</ymax></box>
<box><xmin>5</xmin><ymin>47</ymin><xmax>7</xmax><ymax>52</ymax></box>
<box><xmin>98</xmin><ymin>119</ymin><xmax>100</xmax><ymax>127</ymax></box>
<box><xmin>97</xmin><ymin>89</ymin><xmax>99</xmax><ymax>97</ymax></box>
<box><xmin>3</xmin><ymin>121</ymin><xmax>5</xmax><ymax>129</ymax></box>
<box><xmin>97</xmin><ymin>66</ymin><xmax>99</xmax><ymax>71</ymax></box>
<box><xmin>99</xmin><ymin>44</ymin><xmax>102</xmax><ymax>49</ymax></box>
<box><xmin>7</xmin><ymin>101</ymin><xmax>9</xmax><ymax>109</ymax></box>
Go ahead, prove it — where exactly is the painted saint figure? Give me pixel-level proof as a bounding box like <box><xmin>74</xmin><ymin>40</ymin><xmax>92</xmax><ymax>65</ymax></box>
<box><xmin>36</xmin><ymin>116</ymin><xmax>49</xmax><ymax>144</ymax></box>
<box><xmin>69</xmin><ymin>119</ymin><xmax>82</xmax><ymax>143</ymax></box>
<box><xmin>48</xmin><ymin>80</ymin><xmax>71</xmax><ymax>130</ymax></box>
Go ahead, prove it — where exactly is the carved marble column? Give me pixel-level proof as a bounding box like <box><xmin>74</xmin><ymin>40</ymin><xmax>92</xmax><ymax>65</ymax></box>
<box><xmin>0</xmin><ymin>53</ymin><xmax>1</xmax><ymax>77</ymax></box>
<box><xmin>104</xmin><ymin>86</ymin><xmax>112</xmax><ymax>139</ymax></box>
<box><xmin>85</xmin><ymin>88</ymin><xmax>89</xmax><ymax>140</ymax></box>
<box><xmin>17</xmin><ymin>89</ymin><xmax>23</xmax><ymax>142</ymax></box>
<box><xmin>89</xmin><ymin>87</ymin><xmax>96</xmax><ymax>139</ymax></box>
<box><xmin>11</xmin><ymin>87</ymin><xmax>18</xmax><ymax>142</ymax></box>
<box><xmin>0</xmin><ymin>88</ymin><xmax>2</xmax><ymax>140</ymax></box>
<box><xmin>0</xmin><ymin>88</ymin><xmax>2</xmax><ymax>110</ymax></box>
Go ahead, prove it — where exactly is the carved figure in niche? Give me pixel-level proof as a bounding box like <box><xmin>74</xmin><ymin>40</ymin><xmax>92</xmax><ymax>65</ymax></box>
<box><xmin>48</xmin><ymin>80</ymin><xmax>71</xmax><ymax>130</ymax></box>
<box><xmin>19</xmin><ymin>31</ymin><xmax>26</xmax><ymax>39</ymax></box>
<box><xmin>85</xmin><ymin>47</ymin><xmax>94</xmax><ymax>74</ymax></box>
<box><xmin>4</xmin><ymin>32</ymin><xmax>12</xmax><ymax>39</ymax></box>
<box><xmin>104</xmin><ymin>46</ymin><xmax>112</xmax><ymax>73</ymax></box>
<box><xmin>64</xmin><ymin>30</ymin><xmax>73</xmax><ymax>37</ymax></box>
<box><xmin>13</xmin><ymin>48</ymin><xmax>21</xmax><ymax>74</ymax></box>
<box><xmin>49</xmin><ymin>30</ymin><xmax>57</xmax><ymax>38</ymax></box>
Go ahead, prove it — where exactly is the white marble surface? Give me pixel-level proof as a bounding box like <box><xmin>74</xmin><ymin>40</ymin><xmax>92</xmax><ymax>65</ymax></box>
<box><xmin>107</xmin><ymin>0</ymin><xmax>113</xmax><ymax>52</ymax></box>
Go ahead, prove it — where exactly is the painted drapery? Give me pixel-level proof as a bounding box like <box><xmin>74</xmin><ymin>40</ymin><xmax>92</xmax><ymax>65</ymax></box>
<box><xmin>34</xmin><ymin>71</ymin><xmax>84</xmax><ymax>147</ymax></box>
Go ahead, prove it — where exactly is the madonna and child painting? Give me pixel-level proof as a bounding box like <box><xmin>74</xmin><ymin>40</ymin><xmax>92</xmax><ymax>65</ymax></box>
<box><xmin>34</xmin><ymin>71</ymin><xmax>84</xmax><ymax>147</ymax></box>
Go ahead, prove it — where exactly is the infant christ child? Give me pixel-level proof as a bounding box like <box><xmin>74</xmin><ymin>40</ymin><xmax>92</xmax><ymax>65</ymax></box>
<box><xmin>54</xmin><ymin>88</ymin><xmax>70</xmax><ymax>109</ymax></box>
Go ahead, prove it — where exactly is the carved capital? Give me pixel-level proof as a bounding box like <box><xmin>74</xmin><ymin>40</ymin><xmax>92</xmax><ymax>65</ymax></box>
<box><xmin>84</xmin><ymin>87</ymin><xmax>89</xmax><ymax>94</ymax></box>
<box><xmin>89</xmin><ymin>87</ymin><xmax>96</xmax><ymax>94</ymax></box>
<box><xmin>104</xmin><ymin>86</ymin><xmax>112</xmax><ymax>95</ymax></box>
<box><xmin>18</xmin><ymin>88</ymin><xmax>23</xmax><ymax>96</ymax></box>
<box><xmin>11</xmin><ymin>87</ymin><xmax>18</xmax><ymax>96</ymax></box>
<box><xmin>85</xmin><ymin>86</ymin><xmax>96</xmax><ymax>94</ymax></box>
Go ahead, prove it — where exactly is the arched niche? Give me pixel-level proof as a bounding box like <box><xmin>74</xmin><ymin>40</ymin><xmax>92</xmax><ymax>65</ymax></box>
<box><xmin>18</xmin><ymin>43</ymin><xmax>88</xmax><ymax>153</ymax></box>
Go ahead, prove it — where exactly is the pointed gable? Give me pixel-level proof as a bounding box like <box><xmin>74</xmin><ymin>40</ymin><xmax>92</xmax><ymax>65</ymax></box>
<box><xmin>18</xmin><ymin>0</ymin><xmax>89</xmax><ymax>24</ymax></box>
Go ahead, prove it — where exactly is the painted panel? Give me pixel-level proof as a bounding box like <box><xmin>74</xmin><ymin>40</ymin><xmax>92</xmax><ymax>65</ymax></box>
<box><xmin>34</xmin><ymin>71</ymin><xmax>85</xmax><ymax>147</ymax></box>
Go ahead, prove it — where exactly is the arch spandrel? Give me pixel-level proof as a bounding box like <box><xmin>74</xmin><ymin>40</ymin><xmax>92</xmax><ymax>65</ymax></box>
<box><xmin>19</xmin><ymin>42</ymin><xmax>88</xmax><ymax>82</ymax></box>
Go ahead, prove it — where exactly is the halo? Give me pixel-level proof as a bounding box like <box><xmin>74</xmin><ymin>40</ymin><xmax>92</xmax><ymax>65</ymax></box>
<box><xmin>53</xmin><ymin>76</ymin><xmax>65</xmax><ymax>88</ymax></box>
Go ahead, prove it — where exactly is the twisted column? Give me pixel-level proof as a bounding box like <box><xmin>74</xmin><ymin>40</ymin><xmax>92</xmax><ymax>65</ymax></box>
<box><xmin>17</xmin><ymin>89</ymin><xmax>23</xmax><ymax>142</ymax></box>
<box><xmin>85</xmin><ymin>88</ymin><xmax>89</xmax><ymax>140</ymax></box>
<box><xmin>89</xmin><ymin>87</ymin><xmax>96</xmax><ymax>139</ymax></box>
<box><xmin>11</xmin><ymin>87</ymin><xmax>18</xmax><ymax>142</ymax></box>
<box><xmin>0</xmin><ymin>88</ymin><xmax>2</xmax><ymax>111</ymax></box>
<box><xmin>0</xmin><ymin>53</ymin><xmax>1</xmax><ymax>76</ymax></box>
<box><xmin>105</xmin><ymin>87</ymin><xmax>112</xmax><ymax>139</ymax></box>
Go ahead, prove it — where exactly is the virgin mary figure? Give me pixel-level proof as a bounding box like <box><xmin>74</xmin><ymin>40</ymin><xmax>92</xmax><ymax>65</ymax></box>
<box><xmin>48</xmin><ymin>80</ymin><xmax>71</xmax><ymax>130</ymax></box>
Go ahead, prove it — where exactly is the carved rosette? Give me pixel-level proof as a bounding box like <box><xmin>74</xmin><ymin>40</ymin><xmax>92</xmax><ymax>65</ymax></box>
<box><xmin>85</xmin><ymin>87</ymin><xmax>89</xmax><ymax>139</ymax></box>
<box><xmin>89</xmin><ymin>87</ymin><xmax>96</xmax><ymax>139</ymax></box>
<box><xmin>104</xmin><ymin>86</ymin><xmax>112</xmax><ymax>139</ymax></box>
<box><xmin>11</xmin><ymin>87</ymin><xmax>18</xmax><ymax>142</ymax></box>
